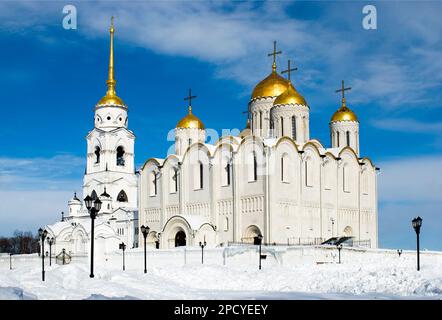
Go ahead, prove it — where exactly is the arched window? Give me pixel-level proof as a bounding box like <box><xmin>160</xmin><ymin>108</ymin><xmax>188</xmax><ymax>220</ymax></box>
<box><xmin>94</xmin><ymin>146</ymin><xmax>100</xmax><ymax>164</ymax></box>
<box><xmin>337</xmin><ymin>132</ymin><xmax>340</xmax><ymax>147</ymax></box>
<box><xmin>150</xmin><ymin>171</ymin><xmax>157</xmax><ymax>196</ymax></box>
<box><xmin>343</xmin><ymin>165</ymin><xmax>350</xmax><ymax>192</ymax></box>
<box><xmin>292</xmin><ymin>116</ymin><xmax>296</xmax><ymax>140</ymax></box>
<box><xmin>280</xmin><ymin>117</ymin><xmax>284</xmax><ymax>136</ymax></box>
<box><xmin>194</xmin><ymin>161</ymin><xmax>203</xmax><ymax>190</ymax></box>
<box><xmin>224</xmin><ymin>217</ymin><xmax>229</xmax><ymax>231</ymax></box>
<box><xmin>116</xmin><ymin>146</ymin><xmax>125</xmax><ymax>166</ymax></box>
<box><xmin>222</xmin><ymin>158</ymin><xmax>231</xmax><ymax>187</ymax></box>
<box><xmin>281</xmin><ymin>154</ymin><xmax>289</xmax><ymax>182</ymax></box>
<box><xmin>248</xmin><ymin>152</ymin><xmax>258</xmax><ymax>182</ymax></box>
<box><xmin>305</xmin><ymin>160</ymin><xmax>313</xmax><ymax>187</ymax></box>
<box><xmin>91</xmin><ymin>190</ymin><xmax>98</xmax><ymax>200</ymax></box>
<box><xmin>117</xmin><ymin>190</ymin><xmax>128</xmax><ymax>202</ymax></box>
<box><xmin>169</xmin><ymin>167</ymin><xmax>178</xmax><ymax>193</ymax></box>
<box><xmin>346</xmin><ymin>131</ymin><xmax>350</xmax><ymax>147</ymax></box>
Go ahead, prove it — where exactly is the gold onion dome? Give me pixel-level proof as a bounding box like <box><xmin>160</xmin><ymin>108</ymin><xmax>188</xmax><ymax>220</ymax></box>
<box><xmin>251</xmin><ymin>65</ymin><xmax>289</xmax><ymax>100</ymax></box>
<box><xmin>273</xmin><ymin>81</ymin><xmax>307</xmax><ymax>106</ymax></box>
<box><xmin>177</xmin><ymin>106</ymin><xmax>205</xmax><ymax>129</ymax></box>
<box><xmin>331</xmin><ymin>99</ymin><xmax>358</xmax><ymax>122</ymax></box>
<box><xmin>97</xmin><ymin>17</ymin><xmax>126</xmax><ymax>107</ymax></box>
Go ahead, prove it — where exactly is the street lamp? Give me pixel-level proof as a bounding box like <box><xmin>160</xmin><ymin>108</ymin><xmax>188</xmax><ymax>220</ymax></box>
<box><xmin>199</xmin><ymin>238</ymin><xmax>207</xmax><ymax>264</ymax></box>
<box><xmin>47</xmin><ymin>237</ymin><xmax>55</xmax><ymax>266</ymax></box>
<box><xmin>412</xmin><ymin>216</ymin><xmax>423</xmax><ymax>271</ymax></box>
<box><xmin>397</xmin><ymin>249</ymin><xmax>403</xmax><ymax>257</ymax></box>
<box><xmin>119</xmin><ymin>242</ymin><xmax>126</xmax><ymax>271</ymax></box>
<box><xmin>337</xmin><ymin>244</ymin><xmax>343</xmax><ymax>264</ymax></box>
<box><xmin>254</xmin><ymin>235</ymin><xmax>266</xmax><ymax>270</ymax></box>
<box><xmin>9</xmin><ymin>253</ymin><xmax>12</xmax><ymax>270</ymax></box>
<box><xmin>84</xmin><ymin>195</ymin><xmax>102</xmax><ymax>278</ymax></box>
<box><xmin>140</xmin><ymin>225</ymin><xmax>150</xmax><ymax>274</ymax></box>
<box><xmin>38</xmin><ymin>228</ymin><xmax>48</xmax><ymax>281</ymax></box>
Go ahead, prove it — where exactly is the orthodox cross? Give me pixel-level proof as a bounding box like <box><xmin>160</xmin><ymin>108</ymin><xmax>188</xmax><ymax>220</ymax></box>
<box><xmin>268</xmin><ymin>41</ymin><xmax>282</xmax><ymax>66</ymax></box>
<box><xmin>184</xmin><ymin>88</ymin><xmax>197</xmax><ymax>107</ymax></box>
<box><xmin>281</xmin><ymin>59</ymin><xmax>298</xmax><ymax>81</ymax></box>
<box><xmin>335</xmin><ymin>80</ymin><xmax>351</xmax><ymax>101</ymax></box>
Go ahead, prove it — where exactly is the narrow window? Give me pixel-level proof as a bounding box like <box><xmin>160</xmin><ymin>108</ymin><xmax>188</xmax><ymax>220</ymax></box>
<box><xmin>259</xmin><ymin>111</ymin><xmax>263</xmax><ymax>130</ymax></box>
<box><xmin>150</xmin><ymin>172</ymin><xmax>157</xmax><ymax>196</ymax></box>
<box><xmin>346</xmin><ymin>131</ymin><xmax>350</xmax><ymax>147</ymax></box>
<box><xmin>91</xmin><ymin>190</ymin><xmax>98</xmax><ymax>200</ymax></box>
<box><xmin>224</xmin><ymin>217</ymin><xmax>229</xmax><ymax>231</ymax></box>
<box><xmin>305</xmin><ymin>161</ymin><xmax>313</xmax><ymax>187</ymax></box>
<box><xmin>199</xmin><ymin>162</ymin><xmax>204</xmax><ymax>189</ymax></box>
<box><xmin>343</xmin><ymin>166</ymin><xmax>350</xmax><ymax>192</ymax></box>
<box><xmin>281</xmin><ymin>117</ymin><xmax>284</xmax><ymax>136</ymax></box>
<box><xmin>281</xmin><ymin>157</ymin><xmax>284</xmax><ymax>181</ymax></box>
<box><xmin>226</xmin><ymin>162</ymin><xmax>231</xmax><ymax>186</ymax></box>
<box><xmin>253</xmin><ymin>152</ymin><xmax>257</xmax><ymax>181</ymax></box>
<box><xmin>292</xmin><ymin>116</ymin><xmax>296</xmax><ymax>140</ymax></box>
<box><xmin>116</xmin><ymin>146</ymin><xmax>125</xmax><ymax>166</ymax></box>
<box><xmin>174</xmin><ymin>168</ymin><xmax>178</xmax><ymax>193</ymax></box>
<box><xmin>94</xmin><ymin>146</ymin><xmax>101</xmax><ymax>164</ymax></box>
<box><xmin>337</xmin><ymin>132</ymin><xmax>340</xmax><ymax>147</ymax></box>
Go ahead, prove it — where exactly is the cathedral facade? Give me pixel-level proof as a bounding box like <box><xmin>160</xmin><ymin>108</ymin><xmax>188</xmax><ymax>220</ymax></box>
<box><xmin>45</xmin><ymin>21</ymin><xmax>378</xmax><ymax>255</ymax></box>
<box><xmin>139</xmin><ymin>52</ymin><xmax>379</xmax><ymax>249</ymax></box>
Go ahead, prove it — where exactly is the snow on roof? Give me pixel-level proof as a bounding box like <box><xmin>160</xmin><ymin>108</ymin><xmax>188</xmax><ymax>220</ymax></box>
<box><xmin>45</xmin><ymin>221</ymin><xmax>73</xmax><ymax>236</ymax></box>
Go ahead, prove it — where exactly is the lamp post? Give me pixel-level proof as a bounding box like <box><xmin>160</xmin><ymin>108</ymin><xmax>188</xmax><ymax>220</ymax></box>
<box><xmin>397</xmin><ymin>249</ymin><xmax>403</xmax><ymax>257</ymax></box>
<box><xmin>140</xmin><ymin>225</ymin><xmax>150</xmax><ymax>274</ymax></box>
<box><xmin>119</xmin><ymin>242</ymin><xmax>126</xmax><ymax>271</ymax></box>
<box><xmin>199</xmin><ymin>238</ymin><xmax>207</xmax><ymax>264</ymax></box>
<box><xmin>38</xmin><ymin>228</ymin><xmax>48</xmax><ymax>281</ymax></box>
<box><xmin>412</xmin><ymin>216</ymin><xmax>423</xmax><ymax>271</ymax></box>
<box><xmin>9</xmin><ymin>253</ymin><xmax>12</xmax><ymax>270</ymax></box>
<box><xmin>84</xmin><ymin>195</ymin><xmax>102</xmax><ymax>278</ymax></box>
<box><xmin>337</xmin><ymin>244</ymin><xmax>343</xmax><ymax>264</ymax></box>
<box><xmin>47</xmin><ymin>237</ymin><xmax>55</xmax><ymax>266</ymax></box>
<box><xmin>254</xmin><ymin>235</ymin><xmax>265</xmax><ymax>270</ymax></box>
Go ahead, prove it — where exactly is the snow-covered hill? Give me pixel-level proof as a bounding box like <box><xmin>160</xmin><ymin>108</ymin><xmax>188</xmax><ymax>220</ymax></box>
<box><xmin>0</xmin><ymin>246</ymin><xmax>441</xmax><ymax>300</ymax></box>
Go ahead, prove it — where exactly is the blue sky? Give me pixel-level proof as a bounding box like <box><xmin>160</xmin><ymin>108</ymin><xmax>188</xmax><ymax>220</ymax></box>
<box><xmin>0</xmin><ymin>1</ymin><xmax>441</xmax><ymax>250</ymax></box>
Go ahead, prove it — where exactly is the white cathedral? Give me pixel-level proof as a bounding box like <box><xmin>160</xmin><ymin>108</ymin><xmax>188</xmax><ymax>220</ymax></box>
<box><xmin>46</xmin><ymin>21</ymin><xmax>379</xmax><ymax>255</ymax></box>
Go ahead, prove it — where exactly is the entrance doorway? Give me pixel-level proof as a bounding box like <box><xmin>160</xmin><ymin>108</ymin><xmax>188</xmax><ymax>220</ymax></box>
<box><xmin>175</xmin><ymin>231</ymin><xmax>186</xmax><ymax>247</ymax></box>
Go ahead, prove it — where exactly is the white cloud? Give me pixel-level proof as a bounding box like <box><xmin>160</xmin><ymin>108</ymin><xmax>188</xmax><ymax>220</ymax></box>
<box><xmin>371</xmin><ymin>118</ymin><xmax>442</xmax><ymax>134</ymax></box>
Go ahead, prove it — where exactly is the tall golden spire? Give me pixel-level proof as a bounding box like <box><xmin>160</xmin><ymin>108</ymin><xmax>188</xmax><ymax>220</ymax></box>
<box><xmin>97</xmin><ymin>16</ymin><xmax>125</xmax><ymax>107</ymax></box>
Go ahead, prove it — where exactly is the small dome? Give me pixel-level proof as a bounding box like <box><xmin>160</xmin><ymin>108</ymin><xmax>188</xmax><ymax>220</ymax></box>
<box><xmin>331</xmin><ymin>101</ymin><xmax>358</xmax><ymax>122</ymax></box>
<box><xmin>177</xmin><ymin>107</ymin><xmax>205</xmax><ymax>130</ymax></box>
<box><xmin>273</xmin><ymin>82</ymin><xmax>307</xmax><ymax>106</ymax></box>
<box><xmin>251</xmin><ymin>68</ymin><xmax>289</xmax><ymax>100</ymax></box>
<box><xmin>97</xmin><ymin>93</ymin><xmax>126</xmax><ymax>107</ymax></box>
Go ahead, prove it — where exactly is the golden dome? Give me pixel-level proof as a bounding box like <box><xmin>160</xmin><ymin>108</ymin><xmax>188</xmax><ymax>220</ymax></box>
<box><xmin>251</xmin><ymin>66</ymin><xmax>289</xmax><ymax>100</ymax></box>
<box><xmin>96</xmin><ymin>17</ymin><xmax>126</xmax><ymax>107</ymax></box>
<box><xmin>331</xmin><ymin>100</ymin><xmax>358</xmax><ymax>122</ymax></box>
<box><xmin>177</xmin><ymin>106</ymin><xmax>205</xmax><ymax>129</ymax></box>
<box><xmin>273</xmin><ymin>81</ymin><xmax>307</xmax><ymax>106</ymax></box>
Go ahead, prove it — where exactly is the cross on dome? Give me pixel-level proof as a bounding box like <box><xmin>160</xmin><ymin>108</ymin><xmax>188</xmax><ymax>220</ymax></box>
<box><xmin>268</xmin><ymin>41</ymin><xmax>282</xmax><ymax>72</ymax></box>
<box><xmin>335</xmin><ymin>80</ymin><xmax>352</xmax><ymax>105</ymax></box>
<box><xmin>281</xmin><ymin>59</ymin><xmax>298</xmax><ymax>81</ymax></box>
<box><xmin>184</xmin><ymin>88</ymin><xmax>197</xmax><ymax>113</ymax></box>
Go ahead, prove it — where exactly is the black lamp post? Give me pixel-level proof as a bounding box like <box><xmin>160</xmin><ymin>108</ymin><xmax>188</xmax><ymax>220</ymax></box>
<box><xmin>412</xmin><ymin>216</ymin><xmax>423</xmax><ymax>271</ymax></box>
<box><xmin>47</xmin><ymin>237</ymin><xmax>55</xmax><ymax>266</ymax></box>
<box><xmin>397</xmin><ymin>249</ymin><xmax>403</xmax><ymax>257</ymax></box>
<box><xmin>84</xmin><ymin>195</ymin><xmax>102</xmax><ymax>278</ymax></box>
<box><xmin>199</xmin><ymin>239</ymin><xmax>207</xmax><ymax>264</ymax></box>
<box><xmin>38</xmin><ymin>228</ymin><xmax>48</xmax><ymax>281</ymax></box>
<box><xmin>119</xmin><ymin>242</ymin><xmax>126</xmax><ymax>271</ymax></box>
<box><xmin>9</xmin><ymin>253</ymin><xmax>12</xmax><ymax>270</ymax></box>
<box><xmin>337</xmin><ymin>244</ymin><xmax>343</xmax><ymax>264</ymax></box>
<box><xmin>140</xmin><ymin>225</ymin><xmax>150</xmax><ymax>274</ymax></box>
<box><xmin>254</xmin><ymin>235</ymin><xmax>264</xmax><ymax>270</ymax></box>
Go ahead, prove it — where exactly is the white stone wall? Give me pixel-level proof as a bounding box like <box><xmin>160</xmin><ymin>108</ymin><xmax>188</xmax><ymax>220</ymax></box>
<box><xmin>138</xmin><ymin>134</ymin><xmax>378</xmax><ymax>249</ymax></box>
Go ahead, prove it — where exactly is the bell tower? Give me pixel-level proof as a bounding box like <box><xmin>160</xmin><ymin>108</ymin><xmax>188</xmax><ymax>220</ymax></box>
<box><xmin>83</xmin><ymin>17</ymin><xmax>137</xmax><ymax>211</ymax></box>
